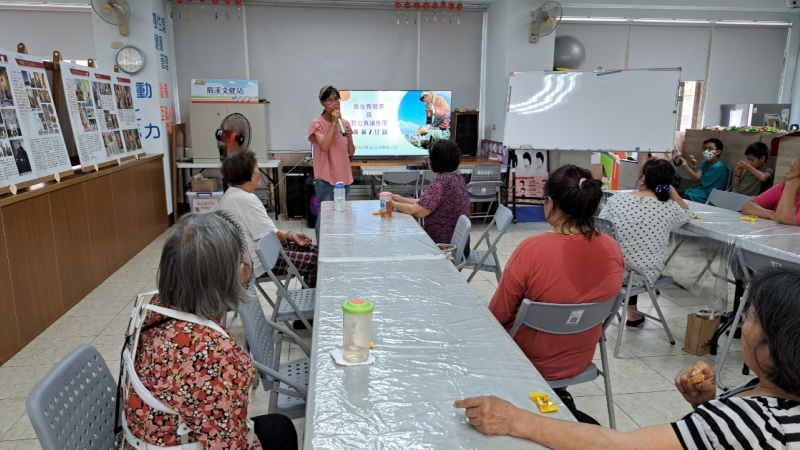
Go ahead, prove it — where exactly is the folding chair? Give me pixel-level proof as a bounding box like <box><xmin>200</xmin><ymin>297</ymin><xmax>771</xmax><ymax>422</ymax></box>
<box><xmin>706</xmin><ymin>189</ymin><xmax>750</xmax><ymax>213</ymax></box>
<box><xmin>715</xmin><ymin>246</ymin><xmax>800</xmax><ymax>390</ymax></box>
<box><xmin>379</xmin><ymin>170</ymin><xmax>419</xmax><ymax>199</ymax></box>
<box><xmin>462</xmin><ymin>204</ymin><xmax>513</xmax><ymax>282</ymax></box>
<box><xmin>238</xmin><ymin>292</ymin><xmax>310</xmax><ymax>419</ymax></box>
<box><xmin>510</xmin><ymin>295</ymin><xmax>623</xmax><ymax>429</ymax></box>
<box><xmin>419</xmin><ymin>170</ymin><xmax>437</xmax><ymax>197</ymax></box>
<box><xmin>450</xmin><ymin>215</ymin><xmax>471</xmax><ymax>270</ymax></box>
<box><xmin>254</xmin><ymin>232</ymin><xmax>315</xmax><ymax>330</ymax></box>
<box><xmin>595</xmin><ymin>217</ymin><xmax>677</xmax><ymax>358</ymax></box>
<box><xmin>27</xmin><ymin>344</ymin><xmax>118</xmax><ymax>449</ymax></box>
<box><xmin>467</xmin><ymin>163</ymin><xmax>502</xmax><ymax>222</ymax></box>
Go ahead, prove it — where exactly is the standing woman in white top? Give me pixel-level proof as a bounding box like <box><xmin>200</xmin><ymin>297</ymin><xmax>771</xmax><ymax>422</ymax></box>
<box><xmin>219</xmin><ymin>150</ymin><xmax>319</xmax><ymax>289</ymax></box>
<box><xmin>598</xmin><ymin>159</ymin><xmax>693</xmax><ymax>327</ymax></box>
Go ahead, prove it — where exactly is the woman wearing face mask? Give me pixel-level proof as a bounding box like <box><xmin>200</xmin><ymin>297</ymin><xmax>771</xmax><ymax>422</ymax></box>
<box><xmin>308</xmin><ymin>86</ymin><xmax>357</xmax><ymax>232</ymax></box>
<box><xmin>673</xmin><ymin>138</ymin><xmax>728</xmax><ymax>203</ymax></box>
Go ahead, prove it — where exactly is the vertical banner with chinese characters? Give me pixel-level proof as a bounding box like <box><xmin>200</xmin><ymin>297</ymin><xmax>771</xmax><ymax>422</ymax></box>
<box><xmin>60</xmin><ymin>62</ymin><xmax>145</xmax><ymax>168</ymax></box>
<box><xmin>0</xmin><ymin>48</ymin><xmax>72</xmax><ymax>190</ymax></box>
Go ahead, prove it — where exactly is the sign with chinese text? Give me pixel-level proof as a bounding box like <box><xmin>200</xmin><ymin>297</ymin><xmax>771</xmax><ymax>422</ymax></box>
<box><xmin>191</xmin><ymin>79</ymin><xmax>258</xmax><ymax>103</ymax></box>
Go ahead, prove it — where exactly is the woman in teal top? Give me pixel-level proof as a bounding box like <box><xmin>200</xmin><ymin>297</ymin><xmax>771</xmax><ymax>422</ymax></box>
<box><xmin>674</xmin><ymin>138</ymin><xmax>728</xmax><ymax>203</ymax></box>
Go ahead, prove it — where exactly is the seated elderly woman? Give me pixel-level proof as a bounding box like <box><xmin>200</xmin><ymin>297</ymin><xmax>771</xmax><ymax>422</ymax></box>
<box><xmin>124</xmin><ymin>210</ymin><xmax>297</xmax><ymax>450</ymax></box>
<box><xmin>392</xmin><ymin>139</ymin><xmax>471</xmax><ymax>255</ymax></box>
<box><xmin>456</xmin><ymin>267</ymin><xmax>800</xmax><ymax>449</ymax></box>
<box><xmin>219</xmin><ymin>150</ymin><xmax>319</xmax><ymax>287</ymax></box>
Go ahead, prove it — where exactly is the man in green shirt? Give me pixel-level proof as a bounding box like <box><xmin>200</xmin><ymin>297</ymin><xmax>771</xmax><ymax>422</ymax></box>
<box><xmin>733</xmin><ymin>142</ymin><xmax>774</xmax><ymax>197</ymax></box>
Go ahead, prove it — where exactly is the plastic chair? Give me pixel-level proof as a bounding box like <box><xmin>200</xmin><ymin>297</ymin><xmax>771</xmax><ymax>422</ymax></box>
<box><xmin>510</xmin><ymin>295</ymin><xmax>623</xmax><ymax>430</ymax></box>
<box><xmin>450</xmin><ymin>215</ymin><xmax>471</xmax><ymax>270</ymax></box>
<box><xmin>595</xmin><ymin>217</ymin><xmax>677</xmax><ymax>358</ymax></box>
<box><xmin>462</xmin><ymin>204</ymin><xmax>513</xmax><ymax>282</ymax></box>
<box><xmin>467</xmin><ymin>163</ymin><xmax>502</xmax><ymax>223</ymax></box>
<box><xmin>27</xmin><ymin>344</ymin><xmax>118</xmax><ymax>450</ymax></box>
<box><xmin>706</xmin><ymin>188</ymin><xmax>751</xmax><ymax>213</ymax></box>
<box><xmin>238</xmin><ymin>291</ymin><xmax>310</xmax><ymax>419</ymax></box>
<box><xmin>379</xmin><ymin>170</ymin><xmax>419</xmax><ymax>199</ymax></box>
<box><xmin>715</xmin><ymin>247</ymin><xmax>800</xmax><ymax>390</ymax></box>
<box><xmin>419</xmin><ymin>170</ymin><xmax>437</xmax><ymax>197</ymax></box>
<box><xmin>254</xmin><ymin>232</ymin><xmax>315</xmax><ymax>330</ymax></box>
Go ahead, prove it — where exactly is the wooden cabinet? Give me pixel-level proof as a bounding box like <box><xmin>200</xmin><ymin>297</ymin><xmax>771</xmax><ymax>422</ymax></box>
<box><xmin>0</xmin><ymin>155</ymin><xmax>168</xmax><ymax>365</ymax></box>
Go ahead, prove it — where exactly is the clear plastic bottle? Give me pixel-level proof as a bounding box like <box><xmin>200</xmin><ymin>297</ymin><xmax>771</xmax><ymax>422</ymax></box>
<box><xmin>334</xmin><ymin>181</ymin><xmax>345</xmax><ymax>211</ymax></box>
<box><xmin>342</xmin><ymin>299</ymin><xmax>374</xmax><ymax>363</ymax></box>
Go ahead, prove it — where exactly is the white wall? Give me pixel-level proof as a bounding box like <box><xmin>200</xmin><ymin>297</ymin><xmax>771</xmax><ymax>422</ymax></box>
<box><xmin>0</xmin><ymin>10</ymin><xmax>94</xmax><ymax>60</ymax></box>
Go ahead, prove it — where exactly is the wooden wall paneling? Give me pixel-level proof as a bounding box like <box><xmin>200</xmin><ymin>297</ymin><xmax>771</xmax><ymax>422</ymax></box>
<box><xmin>3</xmin><ymin>194</ymin><xmax>63</xmax><ymax>344</ymax></box>
<box><xmin>132</xmin><ymin>163</ymin><xmax>156</xmax><ymax>247</ymax></box>
<box><xmin>84</xmin><ymin>175</ymin><xmax>122</xmax><ymax>285</ymax></box>
<box><xmin>49</xmin><ymin>184</ymin><xmax>95</xmax><ymax>311</ymax></box>
<box><xmin>0</xmin><ymin>209</ymin><xmax>22</xmax><ymax>364</ymax></box>
<box><xmin>149</xmin><ymin>160</ymin><xmax>169</xmax><ymax>234</ymax></box>
<box><xmin>111</xmin><ymin>168</ymin><xmax>140</xmax><ymax>263</ymax></box>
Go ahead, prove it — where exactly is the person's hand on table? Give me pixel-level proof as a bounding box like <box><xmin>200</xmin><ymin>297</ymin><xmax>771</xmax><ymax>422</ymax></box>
<box><xmin>454</xmin><ymin>396</ymin><xmax>520</xmax><ymax>436</ymax></box>
<box><xmin>289</xmin><ymin>231</ymin><xmax>313</xmax><ymax>247</ymax></box>
<box><xmin>675</xmin><ymin>361</ymin><xmax>717</xmax><ymax>410</ymax></box>
<box><xmin>391</xmin><ymin>194</ymin><xmax>405</xmax><ymax>203</ymax></box>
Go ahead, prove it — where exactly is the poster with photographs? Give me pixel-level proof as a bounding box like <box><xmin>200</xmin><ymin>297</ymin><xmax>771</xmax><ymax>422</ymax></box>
<box><xmin>60</xmin><ymin>62</ymin><xmax>143</xmax><ymax>169</ymax></box>
<box><xmin>515</xmin><ymin>174</ymin><xmax>547</xmax><ymax>204</ymax></box>
<box><xmin>0</xmin><ymin>48</ymin><xmax>72</xmax><ymax>191</ymax></box>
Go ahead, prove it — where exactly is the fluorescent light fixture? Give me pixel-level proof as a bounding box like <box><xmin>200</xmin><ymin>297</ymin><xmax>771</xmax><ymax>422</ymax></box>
<box><xmin>0</xmin><ymin>1</ymin><xmax>91</xmax><ymax>10</ymax></box>
<box><xmin>561</xmin><ymin>16</ymin><xmax>629</xmax><ymax>23</ymax></box>
<box><xmin>716</xmin><ymin>20</ymin><xmax>792</xmax><ymax>27</ymax></box>
<box><xmin>632</xmin><ymin>18</ymin><xmax>712</xmax><ymax>24</ymax></box>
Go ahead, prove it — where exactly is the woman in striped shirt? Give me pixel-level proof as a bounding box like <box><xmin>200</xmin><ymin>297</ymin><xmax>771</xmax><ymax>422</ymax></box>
<box><xmin>455</xmin><ymin>267</ymin><xmax>800</xmax><ymax>449</ymax></box>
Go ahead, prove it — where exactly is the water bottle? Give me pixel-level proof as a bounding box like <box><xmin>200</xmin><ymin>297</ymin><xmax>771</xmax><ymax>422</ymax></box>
<box><xmin>334</xmin><ymin>181</ymin><xmax>345</xmax><ymax>211</ymax></box>
<box><xmin>342</xmin><ymin>299</ymin><xmax>374</xmax><ymax>363</ymax></box>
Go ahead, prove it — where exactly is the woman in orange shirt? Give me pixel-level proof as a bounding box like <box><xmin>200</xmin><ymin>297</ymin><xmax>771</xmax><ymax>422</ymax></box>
<box><xmin>489</xmin><ymin>165</ymin><xmax>624</xmax><ymax>417</ymax></box>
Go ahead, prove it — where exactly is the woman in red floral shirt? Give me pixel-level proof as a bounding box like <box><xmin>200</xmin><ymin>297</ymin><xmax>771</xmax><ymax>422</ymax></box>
<box><xmin>124</xmin><ymin>210</ymin><xmax>298</xmax><ymax>450</ymax></box>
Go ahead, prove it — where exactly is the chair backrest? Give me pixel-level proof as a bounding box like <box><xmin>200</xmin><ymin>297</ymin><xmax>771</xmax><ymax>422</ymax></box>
<box><xmin>594</xmin><ymin>217</ymin><xmax>618</xmax><ymax>241</ymax></box>
<box><xmin>381</xmin><ymin>170</ymin><xmax>419</xmax><ymax>186</ymax></box>
<box><xmin>423</xmin><ymin>170</ymin><xmax>437</xmax><ymax>182</ymax></box>
<box><xmin>675</xmin><ymin>163</ymin><xmax>692</xmax><ymax>180</ymax></box>
<box><xmin>238</xmin><ymin>289</ymin><xmax>278</xmax><ymax>383</ymax></box>
<box><xmin>510</xmin><ymin>295</ymin><xmax>622</xmax><ymax>337</ymax></box>
<box><xmin>474</xmin><ymin>204</ymin><xmax>513</xmax><ymax>249</ymax></box>
<box><xmin>27</xmin><ymin>344</ymin><xmax>118</xmax><ymax>450</ymax></box>
<box><xmin>706</xmin><ymin>189</ymin><xmax>750</xmax><ymax>212</ymax></box>
<box><xmin>470</xmin><ymin>163</ymin><xmax>502</xmax><ymax>182</ymax></box>
<box><xmin>450</xmin><ymin>215</ymin><xmax>471</xmax><ymax>267</ymax></box>
<box><xmin>256</xmin><ymin>231</ymin><xmax>283</xmax><ymax>272</ymax></box>
<box><xmin>723</xmin><ymin>164</ymin><xmax>733</xmax><ymax>191</ymax></box>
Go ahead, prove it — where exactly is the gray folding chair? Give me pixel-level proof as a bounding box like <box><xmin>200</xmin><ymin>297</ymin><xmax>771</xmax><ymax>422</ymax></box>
<box><xmin>715</xmin><ymin>247</ymin><xmax>800</xmax><ymax>391</ymax></box>
<box><xmin>723</xmin><ymin>165</ymin><xmax>733</xmax><ymax>191</ymax></box>
<box><xmin>467</xmin><ymin>163</ymin><xmax>502</xmax><ymax>222</ymax></box>
<box><xmin>462</xmin><ymin>204</ymin><xmax>513</xmax><ymax>282</ymax></box>
<box><xmin>419</xmin><ymin>170</ymin><xmax>437</xmax><ymax>197</ymax></box>
<box><xmin>238</xmin><ymin>291</ymin><xmax>310</xmax><ymax>419</ymax></box>
<box><xmin>254</xmin><ymin>232</ymin><xmax>315</xmax><ymax>330</ymax></box>
<box><xmin>450</xmin><ymin>215</ymin><xmax>471</xmax><ymax>270</ymax></box>
<box><xmin>379</xmin><ymin>170</ymin><xmax>419</xmax><ymax>199</ymax></box>
<box><xmin>510</xmin><ymin>295</ymin><xmax>623</xmax><ymax>430</ymax></box>
<box><xmin>706</xmin><ymin>189</ymin><xmax>751</xmax><ymax>212</ymax></box>
<box><xmin>595</xmin><ymin>217</ymin><xmax>676</xmax><ymax>358</ymax></box>
<box><xmin>27</xmin><ymin>344</ymin><xmax>118</xmax><ymax>450</ymax></box>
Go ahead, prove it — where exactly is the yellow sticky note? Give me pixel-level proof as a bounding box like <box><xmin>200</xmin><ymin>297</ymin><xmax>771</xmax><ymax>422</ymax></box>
<box><xmin>369</xmin><ymin>342</ymin><xmax>374</xmax><ymax>349</ymax></box>
<box><xmin>9</xmin><ymin>183</ymin><xmax>17</xmax><ymax>195</ymax></box>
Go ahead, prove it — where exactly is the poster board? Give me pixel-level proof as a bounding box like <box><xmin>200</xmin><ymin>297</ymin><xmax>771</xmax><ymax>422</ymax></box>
<box><xmin>0</xmin><ymin>48</ymin><xmax>73</xmax><ymax>193</ymax></box>
<box><xmin>60</xmin><ymin>62</ymin><xmax>144</xmax><ymax>169</ymax></box>
<box><xmin>504</xmin><ymin>69</ymin><xmax>681</xmax><ymax>152</ymax></box>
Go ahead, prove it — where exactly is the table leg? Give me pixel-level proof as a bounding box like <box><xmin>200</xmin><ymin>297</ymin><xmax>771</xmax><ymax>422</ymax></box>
<box><xmin>274</xmin><ymin>166</ymin><xmax>281</xmax><ymax>219</ymax></box>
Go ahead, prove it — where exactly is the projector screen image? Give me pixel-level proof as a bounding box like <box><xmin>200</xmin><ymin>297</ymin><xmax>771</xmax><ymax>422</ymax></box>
<box><xmin>339</xmin><ymin>90</ymin><xmax>452</xmax><ymax>156</ymax></box>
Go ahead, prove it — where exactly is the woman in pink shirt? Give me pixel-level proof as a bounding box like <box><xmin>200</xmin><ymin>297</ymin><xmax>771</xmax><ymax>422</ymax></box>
<box><xmin>308</xmin><ymin>86</ymin><xmax>357</xmax><ymax>230</ymax></box>
<box><xmin>741</xmin><ymin>157</ymin><xmax>800</xmax><ymax>226</ymax></box>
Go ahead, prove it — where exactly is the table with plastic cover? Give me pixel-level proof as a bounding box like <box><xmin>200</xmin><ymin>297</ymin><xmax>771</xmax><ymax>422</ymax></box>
<box><xmin>318</xmin><ymin>200</ymin><xmax>446</xmax><ymax>263</ymax></box>
<box><xmin>304</xmin><ymin>258</ymin><xmax>575</xmax><ymax>449</ymax></box>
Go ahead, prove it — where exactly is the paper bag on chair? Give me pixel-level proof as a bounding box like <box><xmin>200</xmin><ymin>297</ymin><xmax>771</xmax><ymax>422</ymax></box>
<box><xmin>683</xmin><ymin>313</ymin><xmax>721</xmax><ymax>356</ymax></box>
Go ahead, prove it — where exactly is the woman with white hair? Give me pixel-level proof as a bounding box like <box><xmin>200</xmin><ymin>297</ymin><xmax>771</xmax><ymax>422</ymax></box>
<box><xmin>123</xmin><ymin>210</ymin><xmax>298</xmax><ymax>450</ymax></box>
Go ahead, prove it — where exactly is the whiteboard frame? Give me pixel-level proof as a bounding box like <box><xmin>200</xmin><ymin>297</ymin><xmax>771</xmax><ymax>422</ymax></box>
<box><xmin>503</xmin><ymin>68</ymin><xmax>682</xmax><ymax>153</ymax></box>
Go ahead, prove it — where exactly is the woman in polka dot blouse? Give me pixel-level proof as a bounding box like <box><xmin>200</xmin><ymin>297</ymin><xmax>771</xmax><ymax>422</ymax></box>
<box><xmin>598</xmin><ymin>159</ymin><xmax>694</xmax><ymax>327</ymax></box>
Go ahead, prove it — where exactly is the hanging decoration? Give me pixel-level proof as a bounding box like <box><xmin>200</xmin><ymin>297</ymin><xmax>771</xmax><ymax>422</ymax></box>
<box><xmin>176</xmin><ymin>0</ymin><xmax>183</xmax><ymax>18</ymax></box>
<box><xmin>236</xmin><ymin>0</ymin><xmax>242</xmax><ymax>21</ymax></box>
<box><xmin>432</xmin><ymin>1</ymin><xmax>437</xmax><ymax>21</ymax></box>
<box><xmin>395</xmin><ymin>2</ymin><xmax>401</xmax><ymax>25</ymax></box>
<box><xmin>414</xmin><ymin>2</ymin><xmax>420</xmax><ymax>25</ymax></box>
<box><xmin>405</xmin><ymin>2</ymin><xmax>410</xmax><ymax>24</ymax></box>
<box><xmin>457</xmin><ymin>1</ymin><xmax>462</xmax><ymax>24</ymax></box>
<box><xmin>440</xmin><ymin>1</ymin><xmax>446</xmax><ymax>23</ymax></box>
<box><xmin>423</xmin><ymin>1</ymin><xmax>429</xmax><ymax>22</ymax></box>
<box><xmin>448</xmin><ymin>1</ymin><xmax>453</xmax><ymax>24</ymax></box>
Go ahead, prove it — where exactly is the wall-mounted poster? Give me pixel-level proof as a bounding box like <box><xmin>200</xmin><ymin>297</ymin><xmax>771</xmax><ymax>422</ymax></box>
<box><xmin>515</xmin><ymin>174</ymin><xmax>547</xmax><ymax>204</ymax></box>
<box><xmin>60</xmin><ymin>61</ymin><xmax>143</xmax><ymax>169</ymax></box>
<box><xmin>515</xmin><ymin>150</ymin><xmax>548</xmax><ymax>175</ymax></box>
<box><xmin>0</xmin><ymin>48</ymin><xmax>72</xmax><ymax>191</ymax></box>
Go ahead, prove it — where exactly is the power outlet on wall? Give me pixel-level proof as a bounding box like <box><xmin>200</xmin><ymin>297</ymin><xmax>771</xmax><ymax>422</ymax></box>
<box><xmin>492</xmin><ymin>124</ymin><xmax>497</xmax><ymax>130</ymax></box>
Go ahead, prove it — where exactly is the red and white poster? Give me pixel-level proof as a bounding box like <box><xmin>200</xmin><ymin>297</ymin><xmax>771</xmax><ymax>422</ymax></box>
<box><xmin>0</xmin><ymin>48</ymin><xmax>72</xmax><ymax>190</ymax></box>
<box><xmin>60</xmin><ymin>62</ymin><xmax>144</xmax><ymax>168</ymax></box>
<box><xmin>515</xmin><ymin>174</ymin><xmax>548</xmax><ymax>204</ymax></box>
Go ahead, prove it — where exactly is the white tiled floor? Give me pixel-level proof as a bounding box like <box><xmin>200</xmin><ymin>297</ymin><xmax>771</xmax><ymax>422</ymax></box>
<box><xmin>0</xmin><ymin>215</ymin><xmax>745</xmax><ymax>449</ymax></box>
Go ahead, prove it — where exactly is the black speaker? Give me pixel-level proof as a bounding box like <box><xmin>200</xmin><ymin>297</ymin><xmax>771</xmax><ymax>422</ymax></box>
<box><xmin>285</xmin><ymin>174</ymin><xmax>307</xmax><ymax>218</ymax></box>
<box><xmin>305</xmin><ymin>178</ymin><xmax>319</xmax><ymax>228</ymax></box>
<box><xmin>452</xmin><ymin>111</ymin><xmax>479</xmax><ymax>157</ymax></box>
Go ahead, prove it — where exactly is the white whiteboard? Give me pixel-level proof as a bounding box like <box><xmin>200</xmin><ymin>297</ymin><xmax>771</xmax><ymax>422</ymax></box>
<box><xmin>503</xmin><ymin>69</ymin><xmax>681</xmax><ymax>152</ymax></box>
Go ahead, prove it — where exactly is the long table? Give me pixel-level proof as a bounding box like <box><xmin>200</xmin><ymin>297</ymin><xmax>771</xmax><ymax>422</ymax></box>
<box><xmin>305</xmin><ymin>200</ymin><xmax>574</xmax><ymax>449</ymax></box>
